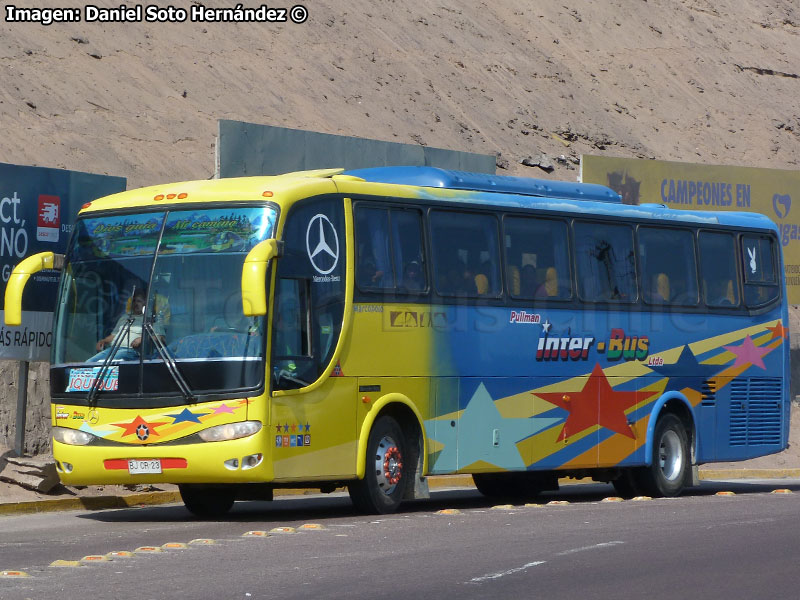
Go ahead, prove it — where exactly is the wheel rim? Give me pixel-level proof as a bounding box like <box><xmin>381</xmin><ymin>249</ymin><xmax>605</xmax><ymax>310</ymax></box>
<box><xmin>658</xmin><ymin>429</ymin><xmax>683</xmax><ymax>481</ymax></box>
<box><xmin>374</xmin><ymin>434</ymin><xmax>403</xmax><ymax>496</ymax></box>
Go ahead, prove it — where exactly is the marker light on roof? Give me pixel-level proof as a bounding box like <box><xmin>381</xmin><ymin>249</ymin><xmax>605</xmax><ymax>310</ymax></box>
<box><xmin>81</xmin><ymin>202</ymin><xmax>92</xmax><ymax>209</ymax></box>
<box><xmin>154</xmin><ymin>194</ymin><xmax>164</xmax><ymax>201</ymax></box>
<box><xmin>178</xmin><ymin>193</ymin><xmax>188</xmax><ymax>199</ymax></box>
<box><xmin>166</xmin><ymin>194</ymin><xmax>176</xmax><ymax>199</ymax></box>
<box><xmin>262</xmin><ymin>191</ymin><xmax>273</xmax><ymax>197</ymax></box>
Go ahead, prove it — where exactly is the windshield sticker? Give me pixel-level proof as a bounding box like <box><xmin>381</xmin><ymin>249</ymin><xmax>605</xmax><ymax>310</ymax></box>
<box><xmin>747</xmin><ymin>246</ymin><xmax>758</xmax><ymax>274</ymax></box>
<box><xmin>159</xmin><ymin>207</ymin><xmax>277</xmax><ymax>255</ymax></box>
<box><xmin>66</xmin><ymin>366</ymin><xmax>119</xmax><ymax>392</ymax></box>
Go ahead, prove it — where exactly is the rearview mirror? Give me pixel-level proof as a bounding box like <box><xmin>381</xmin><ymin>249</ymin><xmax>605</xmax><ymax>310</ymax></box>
<box><xmin>241</xmin><ymin>239</ymin><xmax>283</xmax><ymax>316</ymax></box>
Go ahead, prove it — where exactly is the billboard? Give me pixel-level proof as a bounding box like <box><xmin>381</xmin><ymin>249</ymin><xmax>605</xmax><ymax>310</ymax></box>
<box><xmin>0</xmin><ymin>163</ymin><xmax>126</xmax><ymax>360</ymax></box>
<box><xmin>217</xmin><ymin>120</ymin><xmax>496</xmax><ymax>177</ymax></box>
<box><xmin>581</xmin><ymin>155</ymin><xmax>800</xmax><ymax>304</ymax></box>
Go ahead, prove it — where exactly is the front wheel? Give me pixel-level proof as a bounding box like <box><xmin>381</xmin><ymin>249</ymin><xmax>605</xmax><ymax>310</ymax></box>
<box><xmin>348</xmin><ymin>416</ymin><xmax>408</xmax><ymax>514</ymax></box>
<box><xmin>179</xmin><ymin>484</ymin><xmax>235</xmax><ymax>518</ymax></box>
<box><xmin>635</xmin><ymin>413</ymin><xmax>690</xmax><ymax>497</ymax></box>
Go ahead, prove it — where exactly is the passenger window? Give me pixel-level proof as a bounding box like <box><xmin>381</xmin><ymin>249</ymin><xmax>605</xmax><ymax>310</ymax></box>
<box><xmin>354</xmin><ymin>205</ymin><xmax>426</xmax><ymax>295</ymax></box>
<box><xmin>430</xmin><ymin>211</ymin><xmax>501</xmax><ymax>297</ymax></box>
<box><xmin>741</xmin><ymin>235</ymin><xmax>779</xmax><ymax>306</ymax></box>
<box><xmin>699</xmin><ymin>232</ymin><xmax>739</xmax><ymax>307</ymax></box>
<box><xmin>503</xmin><ymin>216</ymin><xmax>571</xmax><ymax>300</ymax></box>
<box><xmin>574</xmin><ymin>221</ymin><xmax>636</xmax><ymax>303</ymax></box>
<box><xmin>639</xmin><ymin>227</ymin><xmax>698</xmax><ymax>306</ymax></box>
<box><xmin>355</xmin><ymin>207</ymin><xmax>394</xmax><ymax>290</ymax></box>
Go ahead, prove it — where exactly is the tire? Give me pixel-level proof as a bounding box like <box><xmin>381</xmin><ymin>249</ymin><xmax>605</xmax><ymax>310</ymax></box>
<box><xmin>348</xmin><ymin>416</ymin><xmax>408</xmax><ymax>514</ymax></box>
<box><xmin>635</xmin><ymin>413</ymin><xmax>690</xmax><ymax>497</ymax></box>
<box><xmin>179</xmin><ymin>484</ymin><xmax>235</xmax><ymax>518</ymax></box>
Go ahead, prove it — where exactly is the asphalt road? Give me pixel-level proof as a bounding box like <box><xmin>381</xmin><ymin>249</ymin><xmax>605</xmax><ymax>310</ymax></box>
<box><xmin>2</xmin><ymin>480</ymin><xmax>800</xmax><ymax>599</ymax></box>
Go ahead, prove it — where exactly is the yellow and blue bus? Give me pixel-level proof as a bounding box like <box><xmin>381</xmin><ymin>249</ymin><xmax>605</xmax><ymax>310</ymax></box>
<box><xmin>5</xmin><ymin>166</ymin><xmax>789</xmax><ymax>515</ymax></box>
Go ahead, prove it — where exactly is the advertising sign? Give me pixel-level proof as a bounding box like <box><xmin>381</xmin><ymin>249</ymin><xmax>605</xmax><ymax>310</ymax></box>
<box><xmin>0</xmin><ymin>163</ymin><xmax>126</xmax><ymax>360</ymax></box>
<box><xmin>581</xmin><ymin>155</ymin><xmax>800</xmax><ymax>303</ymax></box>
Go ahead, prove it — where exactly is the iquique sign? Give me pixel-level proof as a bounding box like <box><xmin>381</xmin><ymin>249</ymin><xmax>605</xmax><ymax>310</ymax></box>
<box><xmin>0</xmin><ymin>163</ymin><xmax>125</xmax><ymax>361</ymax></box>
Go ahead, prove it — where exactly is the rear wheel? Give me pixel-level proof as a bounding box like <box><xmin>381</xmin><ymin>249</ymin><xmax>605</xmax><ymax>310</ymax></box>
<box><xmin>349</xmin><ymin>416</ymin><xmax>408</xmax><ymax>514</ymax></box>
<box><xmin>179</xmin><ymin>484</ymin><xmax>235</xmax><ymax>518</ymax></box>
<box><xmin>635</xmin><ymin>413</ymin><xmax>690</xmax><ymax>497</ymax></box>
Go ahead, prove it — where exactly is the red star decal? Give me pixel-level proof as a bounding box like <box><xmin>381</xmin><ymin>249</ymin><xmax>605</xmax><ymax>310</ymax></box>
<box><xmin>112</xmin><ymin>415</ymin><xmax>168</xmax><ymax>438</ymax></box>
<box><xmin>766</xmin><ymin>322</ymin><xmax>788</xmax><ymax>341</ymax></box>
<box><xmin>536</xmin><ymin>364</ymin><xmax>654</xmax><ymax>441</ymax></box>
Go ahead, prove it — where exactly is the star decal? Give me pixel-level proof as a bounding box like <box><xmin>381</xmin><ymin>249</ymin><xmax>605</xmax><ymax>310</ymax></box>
<box><xmin>542</xmin><ymin>320</ymin><xmax>552</xmax><ymax>334</ymax></box>
<box><xmin>425</xmin><ymin>383</ymin><xmax>560</xmax><ymax>471</ymax></box>
<box><xmin>167</xmin><ymin>408</ymin><xmax>208</xmax><ymax>424</ymax></box>
<box><xmin>212</xmin><ymin>403</ymin><xmax>236</xmax><ymax>415</ymax></box>
<box><xmin>276</xmin><ymin>424</ymin><xmax>283</xmax><ymax>433</ymax></box>
<box><xmin>537</xmin><ymin>364</ymin><xmax>654</xmax><ymax>441</ymax></box>
<box><xmin>112</xmin><ymin>415</ymin><xmax>168</xmax><ymax>438</ymax></box>
<box><xmin>304</xmin><ymin>423</ymin><xmax>311</xmax><ymax>432</ymax></box>
<box><xmin>648</xmin><ymin>345</ymin><xmax>721</xmax><ymax>393</ymax></box>
<box><xmin>283</xmin><ymin>423</ymin><xmax>290</xmax><ymax>432</ymax></box>
<box><xmin>766</xmin><ymin>322</ymin><xmax>788</xmax><ymax>341</ymax></box>
<box><xmin>724</xmin><ymin>335</ymin><xmax>769</xmax><ymax>370</ymax></box>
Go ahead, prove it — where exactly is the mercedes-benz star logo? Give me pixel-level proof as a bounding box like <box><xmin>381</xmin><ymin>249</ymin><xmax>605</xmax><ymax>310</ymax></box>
<box><xmin>306</xmin><ymin>214</ymin><xmax>339</xmax><ymax>275</ymax></box>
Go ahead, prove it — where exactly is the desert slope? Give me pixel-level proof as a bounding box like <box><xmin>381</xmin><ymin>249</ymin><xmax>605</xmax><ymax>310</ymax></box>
<box><xmin>0</xmin><ymin>0</ymin><xmax>798</xmax><ymax>190</ymax></box>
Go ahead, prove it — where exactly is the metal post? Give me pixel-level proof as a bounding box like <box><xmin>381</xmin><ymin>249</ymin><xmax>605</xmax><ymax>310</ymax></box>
<box><xmin>14</xmin><ymin>361</ymin><xmax>29</xmax><ymax>457</ymax></box>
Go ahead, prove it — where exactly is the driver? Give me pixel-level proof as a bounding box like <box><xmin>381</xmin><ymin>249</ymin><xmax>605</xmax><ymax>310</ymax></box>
<box><xmin>88</xmin><ymin>288</ymin><xmax>165</xmax><ymax>362</ymax></box>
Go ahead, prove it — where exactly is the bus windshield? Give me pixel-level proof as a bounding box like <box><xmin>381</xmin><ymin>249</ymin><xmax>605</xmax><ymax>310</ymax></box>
<box><xmin>52</xmin><ymin>205</ymin><xmax>278</xmax><ymax>404</ymax></box>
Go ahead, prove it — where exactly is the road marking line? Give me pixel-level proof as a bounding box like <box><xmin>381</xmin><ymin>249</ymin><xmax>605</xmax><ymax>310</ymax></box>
<box><xmin>556</xmin><ymin>541</ymin><xmax>624</xmax><ymax>556</ymax></box>
<box><xmin>467</xmin><ymin>561</ymin><xmax>546</xmax><ymax>583</ymax></box>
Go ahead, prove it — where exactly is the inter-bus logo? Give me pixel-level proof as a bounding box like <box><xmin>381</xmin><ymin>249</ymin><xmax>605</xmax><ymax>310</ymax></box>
<box><xmin>509</xmin><ymin>311</ymin><xmax>540</xmax><ymax>324</ymax></box>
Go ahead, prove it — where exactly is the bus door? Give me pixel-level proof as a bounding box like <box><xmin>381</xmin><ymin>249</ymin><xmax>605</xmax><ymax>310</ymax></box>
<box><xmin>269</xmin><ymin>196</ymin><xmax>356</xmax><ymax>480</ymax></box>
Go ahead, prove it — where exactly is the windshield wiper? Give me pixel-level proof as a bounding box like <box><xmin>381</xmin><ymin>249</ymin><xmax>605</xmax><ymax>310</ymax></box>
<box><xmin>87</xmin><ymin>316</ymin><xmax>133</xmax><ymax>407</ymax></box>
<box><xmin>144</xmin><ymin>321</ymin><xmax>196</xmax><ymax>403</ymax></box>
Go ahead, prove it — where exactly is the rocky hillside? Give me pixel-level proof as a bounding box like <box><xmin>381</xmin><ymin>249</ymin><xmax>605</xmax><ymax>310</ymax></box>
<box><xmin>1</xmin><ymin>0</ymin><xmax>798</xmax><ymax>189</ymax></box>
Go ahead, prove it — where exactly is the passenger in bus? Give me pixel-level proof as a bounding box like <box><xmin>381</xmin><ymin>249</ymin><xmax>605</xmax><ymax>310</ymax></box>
<box><xmin>535</xmin><ymin>267</ymin><xmax>559</xmax><ymax>298</ymax></box>
<box><xmin>357</xmin><ymin>256</ymin><xmax>385</xmax><ymax>288</ymax></box>
<box><xmin>706</xmin><ymin>278</ymin><xmax>735</xmax><ymax>306</ymax></box>
<box><xmin>650</xmin><ymin>273</ymin><xmax>670</xmax><ymax>303</ymax></box>
<box><xmin>521</xmin><ymin>264</ymin><xmax>538</xmax><ymax>297</ymax></box>
<box><xmin>402</xmin><ymin>261</ymin><xmax>424</xmax><ymax>291</ymax></box>
<box><xmin>88</xmin><ymin>289</ymin><xmax>165</xmax><ymax>362</ymax></box>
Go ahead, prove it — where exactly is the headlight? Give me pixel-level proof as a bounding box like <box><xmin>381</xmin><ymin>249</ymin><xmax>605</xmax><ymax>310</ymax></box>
<box><xmin>53</xmin><ymin>426</ymin><xmax>94</xmax><ymax>446</ymax></box>
<box><xmin>197</xmin><ymin>421</ymin><xmax>262</xmax><ymax>442</ymax></box>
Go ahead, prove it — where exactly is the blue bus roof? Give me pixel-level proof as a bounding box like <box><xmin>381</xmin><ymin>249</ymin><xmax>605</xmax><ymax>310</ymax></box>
<box><xmin>340</xmin><ymin>166</ymin><xmax>777</xmax><ymax>232</ymax></box>
<box><xmin>343</xmin><ymin>166</ymin><xmax>622</xmax><ymax>203</ymax></box>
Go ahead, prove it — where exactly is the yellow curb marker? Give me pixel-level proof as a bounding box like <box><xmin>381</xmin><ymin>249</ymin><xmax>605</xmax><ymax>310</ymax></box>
<box><xmin>49</xmin><ymin>560</ymin><xmax>82</xmax><ymax>568</ymax></box>
<box><xmin>715</xmin><ymin>491</ymin><xmax>735</xmax><ymax>497</ymax></box>
<box><xmin>524</xmin><ymin>503</ymin><xmax>543</xmax><ymax>508</ymax></box>
<box><xmin>632</xmin><ymin>496</ymin><xmax>652</xmax><ymax>501</ymax></box>
<box><xmin>547</xmin><ymin>500</ymin><xmax>570</xmax><ymax>506</ymax></box>
<box><xmin>490</xmin><ymin>504</ymin><xmax>516</xmax><ymax>510</ymax></box>
<box><xmin>1</xmin><ymin>570</ymin><xmax>30</xmax><ymax>578</ymax></box>
<box><xmin>81</xmin><ymin>555</ymin><xmax>110</xmax><ymax>563</ymax></box>
<box><xmin>134</xmin><ymin>546</ymin><xmax>163</xmax><ymax>554</ymax></box>
<box><xmin>269</xmin><ymin>527</ymin><xmax>296</xmax><ymax>534</ymax></box>
<box><xmin>435</xmin><ymin>509</ymin><xmax>461</xmax><ymax>515</ymax></box>
<box><xmin>299</xmin><ymin>523</ymin><xmax>326</xmax><ymax>530</ymax></box>
<box><xmin>107</xmin><ymin>551</ymin><xmax>134</xmax><ymax>558</ymax></box>
<box><xmin>602</xmin><ymin>497</ymin><xmax>625</xmax><ymax>503</ymax></box>
<box><xmin>242</xmin><ymin>531</ymin><xmax>270</xmax><ymax>537</ymax></box>
<box><xmin>771</xmin><ymin>489</ymin><xmax>793</xmax><ymax>494</ymax></box>
<box><xmin>162</xmin><ymin>542</ymin><xmax>188</xmax><ymax>549</ymax></box>
<box><xmin>189</xmin><ymin>539</ymin><xmax>216</xmax><ymax>545</ymax></box>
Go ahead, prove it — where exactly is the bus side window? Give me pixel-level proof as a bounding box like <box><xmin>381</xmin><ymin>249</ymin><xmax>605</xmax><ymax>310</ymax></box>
<box><xmin>430</xmin><ymin>210</ymin><xmax>501</xmax><ymax>298</ymax></box>
<box><xmin>699</xmin><ymin>231</ymin><xmax>740</xmax><ymax>308</ymax></box>
<box><xmin>503</xmin><ymin>216</ymin><xmax>571</xmax><ymax>300</ymax></box>
<box><xmin>639</xmin><ymin>227</ymin><xmax>698</xmax><ymax>306</ymax></box>
<box><xmin>574</xmin><ymin>221</ymin><xmax>637</xmax><ymax>303</ymax></box>
<box><xmin>355</xmin><ymin>207</ymin><xmax>394</xmax><ymax>290</ymax></box>
<box><xmin>741</xmin><ymin>235</ymin><xmax>779</xmax><ymax>307</ymax></box>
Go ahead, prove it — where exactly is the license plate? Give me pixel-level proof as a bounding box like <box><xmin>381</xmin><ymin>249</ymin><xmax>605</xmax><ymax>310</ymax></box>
<box><xmin>128</xmin><ymin>459</ymin><xmax>162</xmax><ymax>474</ymax></box>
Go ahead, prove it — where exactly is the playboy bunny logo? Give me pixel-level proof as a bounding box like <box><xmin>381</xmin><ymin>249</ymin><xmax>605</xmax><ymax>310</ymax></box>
<box><xmin>747</xmin><ymin>247</ymin><xmax>757</xmax><ymax>274</ymax></box>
